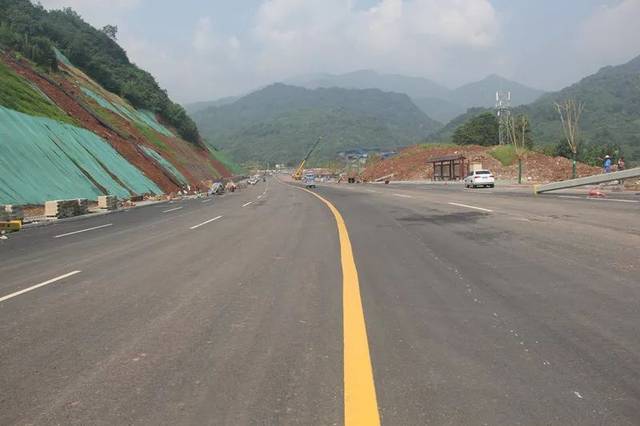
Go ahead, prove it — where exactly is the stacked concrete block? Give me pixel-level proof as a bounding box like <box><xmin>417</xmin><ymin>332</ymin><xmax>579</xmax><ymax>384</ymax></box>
<box><xmin>44</xmin><ymin>199</ymin><xmax>88</xmax><ymax>218</ymax></box>
<box><xmin>76</xmin><ymin>198</ymin><xmax>89</xmax><ymax>215</ymax></box>
<box><xmin>1</xmin><ymin>205</ymin><xmax>24</xmax><ymax>222</ymax></box>
<box><xmin>97</xmin><ymin>195</ymin><xmax>118</xmax><ymax>210</ymax></box>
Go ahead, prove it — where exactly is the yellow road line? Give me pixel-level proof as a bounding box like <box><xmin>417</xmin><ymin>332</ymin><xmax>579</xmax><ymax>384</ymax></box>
<box><xmin>299</xmin><ymin>186</ymin><xmax>380</xmax><ymax>426</ymax></box>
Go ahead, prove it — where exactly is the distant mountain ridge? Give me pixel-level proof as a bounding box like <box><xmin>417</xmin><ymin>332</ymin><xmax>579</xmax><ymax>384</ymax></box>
<box><xmin>288</xmin><ymin>70</ymin><xmax>545</xmax><ymax>123</ymax></box>
<box><xmin>191</xmin><ymin>83</ymin><xmax>442</xmax><ymax>164</ymax></box>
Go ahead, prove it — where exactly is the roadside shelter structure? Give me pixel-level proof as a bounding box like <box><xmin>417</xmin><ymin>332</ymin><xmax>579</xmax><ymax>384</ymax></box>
<box><xmin>427</xmin><ymin>154</ymin><xmax>469</xmax><ymax>181</ymax></box>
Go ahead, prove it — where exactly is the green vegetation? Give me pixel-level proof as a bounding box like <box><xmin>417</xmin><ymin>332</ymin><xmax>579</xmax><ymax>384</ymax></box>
<box><xmin>0</xmin><ymin>0</ymin><xmax>200</xmax><ymax>144</ymax></box>
<box><xmin>517</xmin><ymin>54</ymin><xmax>640</xmax><ymax>163</ymax></box>
<box><xmin>291</xmin><ymin>71</ymin><xmax>544</xmax><ymax>124</ymax></box>
<box><xmin>547</xmin><ymin>139</ymin><xmax>622</xmax><ymax>167</ymax></box>
<box><xmin>490</xmin><ymin>145</ymin><xmax>518</xmax><ymax>166</ymax></box>
<box><xmin>0</xmin><ymin>60</ymin><xmax>74</xmax><ymax>123</ymax></box>
<box><xmin>209</xmin><ymin>148</ymin><xmax>246</xmax><ymax>175</ymax></box>
<box><xmin>192</xmin><ymin>83</ymin><xmax>442</xmax><ymax>164</ymax></box>
<box><xmin>451</xmin><ymin>112</ymin><xmax>498</xmax><ymax>146</ymax></box>
<box><xmin>134</xmin><ymin>122</ymin><xmax>170</xmax><ymax>151</ymax></box>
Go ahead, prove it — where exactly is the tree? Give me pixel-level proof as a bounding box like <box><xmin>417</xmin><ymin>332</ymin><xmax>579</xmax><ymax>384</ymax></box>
<box><xmin>506</xmin><ymin>114</ymin><xmax>530</xmax><ymax>184</ymax></box>
<box><xmin>101</xmin><ymin>24</ymin><xmax>118</xmax><ymax>40</ymax></box>
<box><xmin>555</xmin><ymin>99</ymin><xmax>585</xmax><ymax>178</ymax></box>
<box><xmin>452</xmin><ymin>112</ymin><xmax>499</xmax><ymax>146</ymax></box>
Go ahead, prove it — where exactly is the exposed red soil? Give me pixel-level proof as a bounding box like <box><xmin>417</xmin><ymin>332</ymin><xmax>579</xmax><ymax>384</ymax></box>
<box><xmin>3</xmin><ymin>54</ymin><xmax>230</xmax><ymax>195</ymax></box>
<box><xmin>361</xmin><ymin>144</ymin><xmax>602</xmax><ymax>184</ymax></box>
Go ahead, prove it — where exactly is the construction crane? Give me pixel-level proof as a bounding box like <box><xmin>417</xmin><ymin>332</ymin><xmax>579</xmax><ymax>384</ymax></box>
<box><xmin>292</xmin><ymin>137</ymin><xmax>322</xmax><ymax>180</ymax></box>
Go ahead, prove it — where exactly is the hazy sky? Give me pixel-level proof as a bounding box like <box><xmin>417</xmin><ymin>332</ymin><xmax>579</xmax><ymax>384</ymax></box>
<box><xmin>38</xmin><ymin>0</ymin><xmax>640</xmax><ymax>103</ymax></box>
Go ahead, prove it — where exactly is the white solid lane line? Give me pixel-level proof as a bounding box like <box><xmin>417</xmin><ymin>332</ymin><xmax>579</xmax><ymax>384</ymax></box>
<box><xmin>393</xmin><ymin>193</ymin><xmax>414</xmax><ymax>198</ymax></box>
<box><xmin>242</xmin><ymin>201</ymin><xmax>253</xmax><ymax>207</ymax></box>
<box><xmin>448</xmin><ymin>202</ymin><xmax>493</xmax><ymax>213</ymax></box>
<box><xmin>558</xmin><ymin>195</ymin><xmax>583</xmax><ymax>200</ymax></box>
<box><xmin>201</xmin><ymin>199</ymin><xmax>213</xmax><ymax>203</ymax></box>
<box><xmin>54</xmin><ymin>223</ymin><xmax>113</xmax><ymax>239</ymax></box>
<box><xmin>0</xmin><ymin>271</ymin><xmax>82</xmax><ymax>303</ymax></box>
<box><xmin>590</xmin><ymin>198</ymin><xmax>639</xmax><ymax>203</ymax></box>
<box><xmin>190</xmin><ymin>215</ymin><xmax>223</xmax><ymax>230</ymax></box>
<box><xmin>162</xmin><ymin>206</ymin><xmax>184</xmax><ymax>213</ymax></box>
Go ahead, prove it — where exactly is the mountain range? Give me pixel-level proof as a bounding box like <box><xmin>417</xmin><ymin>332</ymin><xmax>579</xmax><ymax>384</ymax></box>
<box><xmin>285</xmin><ymin>70</ymin><xmax>545</xmax><ymax>123</ymax></box>
<box><xmin>192</xmin><ymin>83</ymin><xmax>441</xmax><ymax>165</ymax></box>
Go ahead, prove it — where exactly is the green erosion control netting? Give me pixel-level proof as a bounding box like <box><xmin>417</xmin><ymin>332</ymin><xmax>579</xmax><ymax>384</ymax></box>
<box><xmin>140</xmin><ymin>146</ymin><xmax>188</xmax><ymax>185</ymax></box>
<box><xmin>53</xmin><ymin>47</ymin><xmax>73</xmax><ymax>68</ymax></box>
<box><xmin>0</xmin><ymin>106</ymin><xmax>162</xmax><ymax>205</ymax></box>
<box><xmin>80</xmin><ymin>87</ymin><xmax>174</xmax><ymax>137</ymax></box>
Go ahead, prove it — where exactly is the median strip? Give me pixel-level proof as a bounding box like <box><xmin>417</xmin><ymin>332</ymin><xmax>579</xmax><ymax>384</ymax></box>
<box><xmin>190</xmin><ymin>215</ymin><xmax>223</xmax><ymax>230</ymax></box>
<box><xmin>162</xmin><ymin>206</ymin><xmax>184</xmax><ymax>213</ymax></box>
<box><xmin>448</xmin><ymin>202</ymin><xmax>493</xmax><ymax>213</ymax></box>
<box><xmin>54</xmin><ymin>223</ymin><xmax>113</xmax><ymax>238</ymax></box>
<box><xmin>0</xmin><ymin>271</ymin><xmax>82</xmax><ymax>303</ymax></box>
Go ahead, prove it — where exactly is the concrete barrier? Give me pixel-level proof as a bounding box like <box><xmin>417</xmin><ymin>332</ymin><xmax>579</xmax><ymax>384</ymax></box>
<box><xmin>97</xmin><ymin>195</ymin><xmax>118</xmax><ymax>210</ymax></box>
<box><xmin>45</xmin><ymin>199</ymin><xmax>89</xmax><ymax>218</ymax></box>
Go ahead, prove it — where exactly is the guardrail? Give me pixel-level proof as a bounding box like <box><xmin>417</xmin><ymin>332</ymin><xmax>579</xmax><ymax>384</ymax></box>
<box><xmin>535</xmin><ymin>167</ymin><xmax>640</xmax><ymax>193</ymax></box>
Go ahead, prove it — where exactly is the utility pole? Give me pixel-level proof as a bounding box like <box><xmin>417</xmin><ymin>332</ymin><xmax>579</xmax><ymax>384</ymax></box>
<box><xmin>496</xmin><ymin>91</ymin><xmax>511</xmax><ymax>145</ymax></box>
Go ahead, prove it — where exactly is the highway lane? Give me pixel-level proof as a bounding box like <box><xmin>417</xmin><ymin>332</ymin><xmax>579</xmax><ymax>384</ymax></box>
<box><xmin>1</xmin><ymin>177</ymin><xmax>639</xmax><ymax>425</ymax></box>
<box><xmin>315</xmin><ymin>181</ymin><xmax>640</xmax><ymax>425</ymax></box>
<box><xmin>1</xmin><ymin>180</ymin><xmax>343</xmax><ymax>425</ymax></box>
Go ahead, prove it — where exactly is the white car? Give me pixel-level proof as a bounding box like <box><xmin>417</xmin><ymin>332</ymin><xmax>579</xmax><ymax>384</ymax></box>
<box><xmin>464</xmin><ymin>170</ymin><xmax>495</xmax><ymax>188</ymax></box>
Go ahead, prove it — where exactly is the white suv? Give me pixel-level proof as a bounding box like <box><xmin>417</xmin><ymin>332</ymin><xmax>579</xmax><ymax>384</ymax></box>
<box><xmin>464</xmin><ymin>170</ymin><xmax>495</xmax><ymax>188</ymax></box>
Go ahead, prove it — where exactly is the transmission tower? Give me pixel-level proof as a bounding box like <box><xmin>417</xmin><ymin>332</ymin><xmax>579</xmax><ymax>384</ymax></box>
<box><xmin>496</xmin><ymin>91</ymin><xmax>511</xmax><ymax>145</ymax></box>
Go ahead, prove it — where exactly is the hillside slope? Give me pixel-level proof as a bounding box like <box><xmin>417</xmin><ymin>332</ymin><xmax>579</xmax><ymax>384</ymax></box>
<box><xmin>0</xmin><ymin>3</ymin><xmax>235</xmax><ymax>205</ymax></box>
<box><xmin>518</xmin><ymin>54</ymin><xmax>640</xmax><ymax>162</ymax></box>
<box><xmin>288</xmin><ymin>70</ymin><xmax>544</xmax><ymax>124</ymax></box>
<box><xmin>192</xmin><ymin>83</ymin><xmax>442</xmax><ymax>165</ymax></box>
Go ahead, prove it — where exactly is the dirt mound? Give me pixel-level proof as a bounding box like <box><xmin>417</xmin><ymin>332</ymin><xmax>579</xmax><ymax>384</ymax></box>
<box><xmin>361</xmin><ymin>144</ymin><xmax>601</xmax><ymax>184</ymax></box>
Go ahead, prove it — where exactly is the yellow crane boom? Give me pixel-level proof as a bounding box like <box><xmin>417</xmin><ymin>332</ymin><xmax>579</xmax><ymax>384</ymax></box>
<box><xmin>293</xmin><ymin>137</ymin><xmax>322</xmax><ymax>180</ymax></box>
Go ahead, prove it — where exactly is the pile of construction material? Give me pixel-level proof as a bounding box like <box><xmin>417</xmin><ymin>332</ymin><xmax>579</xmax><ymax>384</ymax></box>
<box><xmin>44</xmin><ymin>199</ymin><xmax>89</xmax><ymax>219</ymax></box>
<box><xmin>97</xmin><ymin>195</ymin><xmax>118</xmax><ymax>210</ymax></box>
<box><xmin>1</xmin><ymin>205</ymin><xmax>24</xmax><ymax>222</ymax></box>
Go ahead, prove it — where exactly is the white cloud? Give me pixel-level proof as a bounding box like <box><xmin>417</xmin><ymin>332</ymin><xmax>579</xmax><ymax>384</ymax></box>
<box><xmin>36</xmin><ymin>0</ymin><xmax>502</xmax><ymax>102</ymax></box>
<box><xmin>577</xmin><ymin>0</ymin><xmax>640</xmax><ymax>66</ymax></box>
<box><xmin>251</xmin><ymin>0</ymin><xmax>500</xmax><ymax>86</ymax></box>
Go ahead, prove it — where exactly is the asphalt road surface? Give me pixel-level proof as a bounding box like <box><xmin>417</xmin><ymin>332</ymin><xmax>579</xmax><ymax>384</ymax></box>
<box><xmin>1</xmin><ymin>178</ymin><xmax>639</xmax><ymax>425</ymax></box>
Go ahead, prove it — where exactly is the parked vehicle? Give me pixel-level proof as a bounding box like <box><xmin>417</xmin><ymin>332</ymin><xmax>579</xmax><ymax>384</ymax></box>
<box><xmin>464</xmin><ymin>170</ymin><xmax>495</xmax><ymax>188</ymax></box>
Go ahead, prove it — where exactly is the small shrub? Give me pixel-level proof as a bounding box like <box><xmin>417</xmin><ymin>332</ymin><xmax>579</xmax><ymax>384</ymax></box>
<box><xmin>490</xmin><ymin>144</ymin><xmax>518</xmax><ymax>166</ymax></box>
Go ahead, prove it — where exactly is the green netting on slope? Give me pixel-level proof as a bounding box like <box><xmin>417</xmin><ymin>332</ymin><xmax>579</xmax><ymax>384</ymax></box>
<box><xmin>136</xmin><ymin>109</ymin><xmax>174</xmax><ymax>137</ymax></box>
<box><xmin>53</xmin><ymin>47</ymin><xmax>73</xmax><ymax>68</ymax></box>
<box><xmin>0</xmin><ymin>106</ymin><xmax>162</xmax><ymax>205</ymax></box>
<box><xmin>80</xmin><ymin>87</ymin><xmax>173</xmax><ymax>137</ymax></box>
<box><xmin>140</xmin><ymin>146</ymin><xmax>188</xmax><ymax>185</ymax></box>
